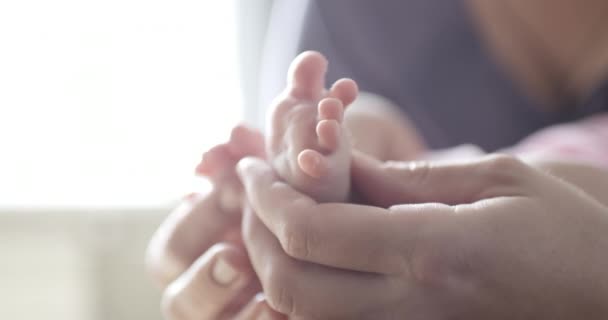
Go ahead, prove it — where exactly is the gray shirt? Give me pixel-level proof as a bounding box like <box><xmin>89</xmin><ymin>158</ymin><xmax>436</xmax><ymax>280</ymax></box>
<box><xmin>261</xmin><ymin>0</ymin><xmax>607</xmax><ymax>151</ymax></box>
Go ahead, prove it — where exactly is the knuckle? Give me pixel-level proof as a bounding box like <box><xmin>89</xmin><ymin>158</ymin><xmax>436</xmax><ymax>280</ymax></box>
<box><xmin>264</xmin><ymin>263</ymin><xmax>296</xmax><ymax>315</ymax></box>
<box><xmin>409</xmin><ymin>217</ymin><xmax>491</xmax><ymax>297</ymax></box>
<box><xmin>482</xmin><ymin>154</ymin><xmax>527</xmax><ymax>184</ymax></box>
<box><xmin>486</xmin><ymin>153</ymin><xmax>524</xmax><ymax>169</ymax></box>
<box><xmin>161</xmin><ymin>286</ymin><xmax>187</xmax><ymax>320</ymax></box>
<box><xmin>410</xmin><ymin>242</ymin><xmax>452</xmax><ymax>288</ymax></box>
<box><xmin>385</xmin><ymin>160</ymin><xmax>432</xmax><ymax>186</ymax></box>
<box><xmin>409</xmin><ymin>221</ymin><xmax>465</xmax><ymax>288</ymax></box>
<box><xmin>279</xmin><ymin>218</ymin><xmax>314</xmax><ymax>260</ymax></box>
<box><xmin>146</xmin><ymin>234</ymin><xmax>188</xmax><ymax>289</ymax></box>
<box><xmin>409</xmin><ymin>161</ymin><xmax>433</xmax><ymax>185</ymax></box>
<box><xmin>162</xmin><ymin>203</ymin><xmax>196</xmax><ymax>256</ymax></box>
<box><xmin>268</xmin><ymin>285</ymin><xmax>296</xmax><ymax>315</ymax></box>
<box><xmin>145</xmin><ymin>253</ymin><xmax>173</xmax><ymax>289</ymax></box>
<box><xmin>162</xmin><ymin>276</ymin><xmax>213</xmax><ymax>320</ymax></box>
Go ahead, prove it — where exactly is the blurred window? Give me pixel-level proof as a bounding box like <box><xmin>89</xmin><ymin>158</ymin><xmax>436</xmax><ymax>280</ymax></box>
<box><xmin>0</xmin><ymin>1</ymin><xmax>242</xmax><ymax>207</ymax></box>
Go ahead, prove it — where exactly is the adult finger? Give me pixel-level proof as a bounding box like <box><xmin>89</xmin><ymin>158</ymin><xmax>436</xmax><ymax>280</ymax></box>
<box><xmin>161</xmin><ymin>243</ymin><xmax>256</xmax><ymax>320</ymax></box>
<box><xmin>351</xmin><ymin>150</ymin><xmax>536</xmax><ymax>207</ymax></box>
<box><xmin>146</xmin><ymin>189</ymin><xmax>241</xmax><ymax>288</ymax></box>
<box><xmin>228</xmin><ymin>124</ymin><xmax>266</xmax><ymax>159</ymax></box>
<box><xmin>236</xmin><ymin>157</ymin><xmax>410</xmax><ymax>274</ymax></box>
<box><xmin>242</xmin><ymin>206</ymin><xmax>403</xmax><ymax>318</ymax></box>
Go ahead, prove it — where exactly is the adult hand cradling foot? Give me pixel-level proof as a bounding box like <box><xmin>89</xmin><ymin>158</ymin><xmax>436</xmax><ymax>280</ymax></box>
<box><xmin>237</xmin><ymin>151</ymin><xmax>608</xmax><ymax>319</ymax></box>
<box><xmin>147</xmin><ymin>51</ymin><xmax>608</xmax><ymax>319</ymax></box>
<box><xmin>147</xmin><ymin>49</ymin><xmax>608</xmax><ymax>319</ymax></box>
<box><xmin>146</xmin><ymin>0</ymin><xmax>608</xmax><ymax>313</ymax></box>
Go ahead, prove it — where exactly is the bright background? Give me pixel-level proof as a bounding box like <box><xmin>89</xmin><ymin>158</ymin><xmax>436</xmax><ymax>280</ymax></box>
<box><xmin>0</xmin><ymin>1</ymin><xmax>273</xmax><ymax>319</ymax></box>
<box><xmin>0</xmin><ymin>0</ymin><xmax>243</xmax><ymax>207</ymax></box>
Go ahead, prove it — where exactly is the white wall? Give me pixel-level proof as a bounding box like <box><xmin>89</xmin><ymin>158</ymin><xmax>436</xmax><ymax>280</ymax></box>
<box><xmin>0</xmin><ymin>208</ymin><xmax>168</xmax><ymax>320</ymax></box>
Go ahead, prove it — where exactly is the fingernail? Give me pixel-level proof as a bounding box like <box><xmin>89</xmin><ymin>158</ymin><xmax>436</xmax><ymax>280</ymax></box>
<box><xmin>212</xmin><ymin>257</ymin><xmax>239</xmax><ymax>286</ymax></box>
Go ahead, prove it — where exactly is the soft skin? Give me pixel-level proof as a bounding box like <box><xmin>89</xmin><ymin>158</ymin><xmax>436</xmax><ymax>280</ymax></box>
<box><xmin>144</xmin><ymin>51</ymin><xmax>425</xmax><ymax>319</ymax></box>
<box><xmin>265</xmin><ymin>51</ymin><xmax>358</xmax><ymax>203</ymax></box>
<box><xmin>145</xmin><ymin>52</ymin><xmax>608</xmax><ymax>318</ymax></box>
<box><xmin>265</xmin><ymin>51</ymin><xmax>424</xmax><ymax>203</ymax></box>
<box><xmin>145</xmin><ymin>125</ymin><xmax>283</xmax><ymax>320</ymax></box>
<box><xmin>237</xmin><ymin>152</ymin><xmax>608</xmax><ymax>319</ymax></box>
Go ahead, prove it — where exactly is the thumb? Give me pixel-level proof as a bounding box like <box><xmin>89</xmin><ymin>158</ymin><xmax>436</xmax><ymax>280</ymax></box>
<box><xmin>351</xmin><ymin>151</ymin><xmax>533</xmax><ymax>207</ymax></box>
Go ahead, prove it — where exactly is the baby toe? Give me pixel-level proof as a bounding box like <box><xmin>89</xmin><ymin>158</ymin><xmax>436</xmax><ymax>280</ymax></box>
<box><xmin>297</xmin><ymin>149</ymin><xmax>329</xmax><ymax>179</ymax></box>
<box><xmin>318</xmin><ymin>98</ymin><xmax>344</xmax><ymax>122</ymax></box>
<box><xmin>316</xmin><ymin>119</ymin><xmax>341</xmax><ymax>151</ymax></box>
<box><xmin>329</xmin><ymin>78</ymin><xmax>359</xmax><ymax>107</ymax></box>
<box><xmin>286</xmin><ymin>51</ymin><xmax>328</xmax><ymax>101</ymax></box>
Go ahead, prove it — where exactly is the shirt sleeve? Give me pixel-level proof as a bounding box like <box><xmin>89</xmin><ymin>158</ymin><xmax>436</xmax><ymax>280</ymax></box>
<box><xmin>506</xmin><ymin>113</ymin><xmax>608</xmax><ymax>169</ymax></box>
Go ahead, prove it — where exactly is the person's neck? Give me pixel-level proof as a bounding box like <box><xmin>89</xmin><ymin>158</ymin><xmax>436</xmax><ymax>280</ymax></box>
<box><xmin>467</xmin><ymin>0</ymin><xmax>608</xmax><ymax>108</ymax></box>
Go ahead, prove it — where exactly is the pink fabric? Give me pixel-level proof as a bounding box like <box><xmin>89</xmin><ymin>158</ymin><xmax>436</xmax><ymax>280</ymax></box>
<box><xmin>508</xmin><ymin>113</ymin><xmax>608</xmax><ymax>168</ymax></box>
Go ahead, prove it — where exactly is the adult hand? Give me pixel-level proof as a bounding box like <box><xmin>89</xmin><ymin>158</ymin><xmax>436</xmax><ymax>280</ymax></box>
<box><xmin>237</xmin><ymin>151</ymin><xmax>608</xmax><ymax>319</ymax></box>
<box><xmin>145</xmin><ymin>125</ymin><xmax>284</xmax><ymax>320</ymax></box>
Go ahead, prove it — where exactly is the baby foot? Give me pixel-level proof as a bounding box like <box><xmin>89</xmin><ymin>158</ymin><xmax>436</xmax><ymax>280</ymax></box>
<box><xmin>266</xmin><ymin>51</ymin><xmax>358</xmax><ymax>202</ymax></box>
<box><xmin>196</xmin><ymin>124</ymin><xmax>265</xmax><ymax>213</ymax></box>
